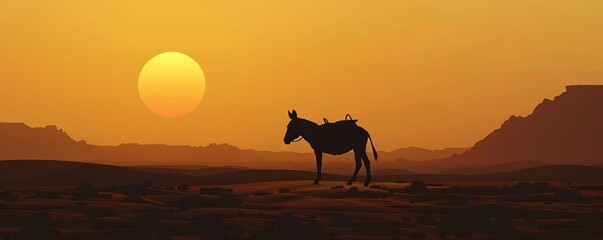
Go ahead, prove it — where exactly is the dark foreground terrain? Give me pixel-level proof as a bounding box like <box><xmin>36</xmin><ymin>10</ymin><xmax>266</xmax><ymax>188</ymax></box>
<box><xmin>1</xmin><ymin>161</ymin><xmax>603</xmax><ymax>239</ymax></box>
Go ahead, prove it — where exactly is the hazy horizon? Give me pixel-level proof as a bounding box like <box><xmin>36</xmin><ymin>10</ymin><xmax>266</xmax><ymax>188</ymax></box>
<box><xmin>1</xmin><ymin>121</ymin><xmax>472</xmax><ymax>153</ymax></box>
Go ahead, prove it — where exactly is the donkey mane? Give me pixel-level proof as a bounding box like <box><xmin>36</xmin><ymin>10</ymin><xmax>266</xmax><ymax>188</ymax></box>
<box><xmin>297</xmin><ymin>118</ymin><xmax>318</xmax><ymax>126</ymax></box>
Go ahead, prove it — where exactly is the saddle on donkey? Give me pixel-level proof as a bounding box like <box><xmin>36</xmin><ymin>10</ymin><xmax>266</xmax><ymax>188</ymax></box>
<box><xmin>323</xmin><ymin>114</ymin><xmax>357</xmax><ymax>125</ymax></box>
<box><xmin>321</xmin><ymin>114</ymin><xmax>358</xmax><ymax>134</ymax></box>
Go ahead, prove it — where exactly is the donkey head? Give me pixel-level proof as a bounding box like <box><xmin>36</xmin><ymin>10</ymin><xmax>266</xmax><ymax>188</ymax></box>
<box><xmin>283</xmin><ymin>109</ymin><xmax>300</xmax><ymax>144</ymax></box>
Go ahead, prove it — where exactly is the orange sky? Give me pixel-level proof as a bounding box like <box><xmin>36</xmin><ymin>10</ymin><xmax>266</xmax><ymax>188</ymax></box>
<box><xmin>1</xmin><ymin>1</ymin><xmax>603</xmax><ymax>152</ymax></box>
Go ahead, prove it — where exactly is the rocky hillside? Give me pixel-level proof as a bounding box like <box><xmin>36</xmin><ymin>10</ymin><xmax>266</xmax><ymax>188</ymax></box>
<box><xmin>438</xmin><ymin>85</ymin><xmax>603</xmax><ymax>169</ymax></box>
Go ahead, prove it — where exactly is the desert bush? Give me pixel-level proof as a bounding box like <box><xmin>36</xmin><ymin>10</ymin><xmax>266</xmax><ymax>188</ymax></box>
<box><xmin>405</xmin><ymin>180</ymin><xmax>427</xmax><ymax>192</ymax></box>
<box><xmin>73</xmin><ymin>181</ymin><xmax>93</xmax><ymax>192</ymax></box>
<box><xmin>72</xmin><ymin>181</ymin><xmax>99</xmax><ymax>200</ymax></box>
<box><xmin>279</xmin><ymin>188</ymin><xmax>291</xmax><ymax>193</ymax></box>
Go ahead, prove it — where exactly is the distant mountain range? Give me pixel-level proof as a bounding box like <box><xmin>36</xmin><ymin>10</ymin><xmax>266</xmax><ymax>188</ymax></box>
<box><xmin>395</xmin><ymin>85</ymin><xmax>603</xmax><ymax>172</ymax></box>
<box><xmin>1</xmin><ymin>85</ymin><xmax>601</xmax><ymax>173</ymax></box>
<box><xmin>0</xmin><ymin>121</ymin><xmax>467</xmax><ymax>171</ymax></box>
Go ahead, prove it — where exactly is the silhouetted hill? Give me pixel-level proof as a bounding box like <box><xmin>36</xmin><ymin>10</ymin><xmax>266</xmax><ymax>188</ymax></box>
<box><xmin>0</xmin><ymin>160</ymin><xmax>190</xmax><ymax>187</ymax></box>
<box><xmin>195</xmin><ymin>170</ymin><xmax>348</xmax><ymax>185</ymax></box>
<box><xmin>394</xmin><ymin>85</ymin><xmax>603</xmax><ymax>172</ymax></box>
<box><xmin>299</xmin><ymin>166</ymin><xmax>415</xmax><ymax>175</ymax></box>
<box><xmin>371</xmin><ymin>169</ymin><xmax>415</xmax><ymax>175</ymax></box>
<box><xmin>0</xmin><ymin>160</ymin><xmax>350</xmax><ymax>187</ymax></box>
<box><xmin>482</xmin><ymin>165</ymin><xmax>603</xmax><ymax>182</ymax></box>
<box><xmin>133</xmin><ymin>166</ymin><xmax>248</xmax><ymax>176</ymax></box>
<box><xmin>0</xmin><ymin>159</ymin><xmax>84</xmax><ymax>180</ymax></box>
<box><xmin>0</xmin><ymin>122</ymin><xmax>462</xmax><ymax>169</ymax></box>
<box><xmin>457</xmin><ymin>85</ymin><xmax>603</xmax><ymax>165</ymax></box>
<box><xmin>2</xmin><ymin>160</ymin><xmax>602</xmax><ymax>187</ymax></box>
<box><xmin>441</xmin><ymin>161</ymin><xmax>545</xmax><ymax>175</ymax></box>
<box><xmin>0</xmin><ymin>123</ymin><xmax>313</xmax><ymax>166</ymax></box>
<box><xmin>390</xmin><ymin>147</ymin><xmax>468</xmax><ymax>161</ymax></box>
<box><xmin>374</xmin><ymin>165</ymin><xmax>603</xmax><ymax>183</ymax></box>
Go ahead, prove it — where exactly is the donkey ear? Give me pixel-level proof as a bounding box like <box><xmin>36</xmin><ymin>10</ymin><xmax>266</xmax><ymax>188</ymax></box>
<box><xmin>288</xmin><ymin>109</ymin><xmax>297</xmax><ymax>119</ymax></box>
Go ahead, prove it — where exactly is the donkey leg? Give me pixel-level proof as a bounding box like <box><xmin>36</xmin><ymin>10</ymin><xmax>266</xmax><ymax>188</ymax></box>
<box><xmin>347</xmin><ymin>152</ymin><xmax>362</xmax><ymax>185</ymax></box>
<box><xmin>361</xmin><ymin>151</ymin><xmax>371</xmax><ymax>186</ymax></box>
<box><xmin>314</xmin><ymin>150</ymin><xmax>322</xmax><ymax>185</ymax></box>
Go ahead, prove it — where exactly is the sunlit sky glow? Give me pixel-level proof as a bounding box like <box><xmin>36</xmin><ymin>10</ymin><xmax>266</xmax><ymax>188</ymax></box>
<box><xmin>1</xmin><ymin>1</ymin><xmax>602</xmax><ymax>152</ymax></box>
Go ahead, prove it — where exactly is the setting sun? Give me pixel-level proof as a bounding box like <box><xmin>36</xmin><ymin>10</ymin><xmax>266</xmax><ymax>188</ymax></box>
<box><xmin>138</xmin><ymin>52</ymin><xmax>205</xmax><ymax>118</ymax></box>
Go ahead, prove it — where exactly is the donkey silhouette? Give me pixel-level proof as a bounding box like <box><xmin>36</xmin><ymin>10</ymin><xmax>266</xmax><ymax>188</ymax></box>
<box><xmin>283</xmin><ymin>109</ymin><xmax>377</xmax><ymax>186</ymax></box>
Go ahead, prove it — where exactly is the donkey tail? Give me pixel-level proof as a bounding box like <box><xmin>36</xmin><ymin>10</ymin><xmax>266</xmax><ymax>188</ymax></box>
<box><xmin>368</xmin><ymin>133</ymin><xmax>378</xmax><ymax>162</ymax></box>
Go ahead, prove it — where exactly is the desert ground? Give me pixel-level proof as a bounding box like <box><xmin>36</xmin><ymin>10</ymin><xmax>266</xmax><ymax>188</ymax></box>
<box><xmin>1</xmin><ymin>175</ymin><xmax>602</xmax><ymax>240</ymax></box>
